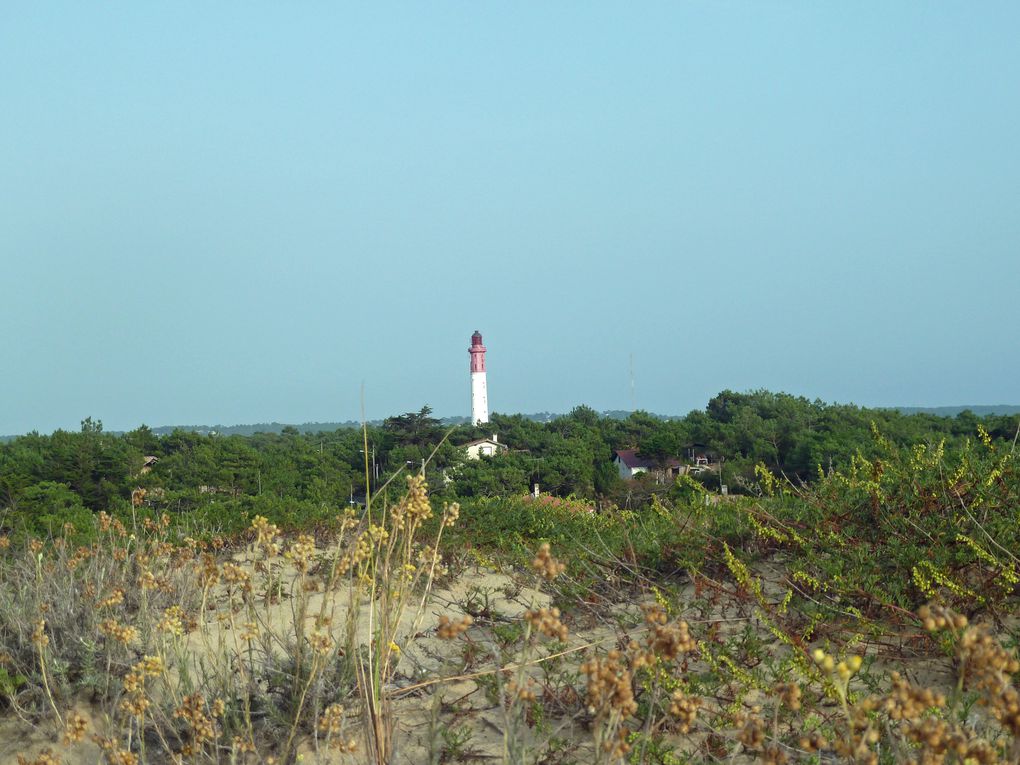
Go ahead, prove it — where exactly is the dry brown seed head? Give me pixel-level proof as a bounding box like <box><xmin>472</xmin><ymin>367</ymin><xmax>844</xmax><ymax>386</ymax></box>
<box><xmin>775</xmin><ymin>681</ymin><xmax>802</xmax><ymax>711</ymax></box>
<box><xmin>310</xmin><ymin>632</ymin><xmax>334</xmax><ymax>655</ymax></box>
<box><xmin>799</xmin><ymin>733</ymin><xmax>827</xmax><ymax>752</ymax></box>
<box><xmin>531</xmin><ymin>543</ymin><xmax>566</xmax><ymax>580</ymax></box>
<box><xmin>737</xmin><ymin>715</ymin><xmax>765</xmax><ymax>749</ymax></box>
<box><xmin>319</xmin><ymin>703</ymin><xmax>346</xmax><ymax>734</ymax></box>
<box><xmin>17</xmin><ymin>748</ymin><xmax>63</xmax><ymax>765</ymax></box>
<box><xmin>62</xmin><ymin>713</ymin><xmax>89</xmax><ymax>745</ymax></box>
<box><xmin>668</xmin><ymin>689</ymin><xmax>701</xmax><ymax>732</ymax></box>
<box><xmin>437</xmin><ymin>614</ymin><xmax>473</xmax><ymax>639</ymax></box>
<box><xmin>31</xmin><ymin>620</ymin><xmax>48</xmax><ymax>648</ymax></box>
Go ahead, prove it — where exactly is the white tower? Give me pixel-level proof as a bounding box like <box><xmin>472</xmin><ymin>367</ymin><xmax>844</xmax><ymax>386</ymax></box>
<box><xmin>469</xmin><ymin>330</ymin><xmax>489</xmax><ymax>425</ymax></box>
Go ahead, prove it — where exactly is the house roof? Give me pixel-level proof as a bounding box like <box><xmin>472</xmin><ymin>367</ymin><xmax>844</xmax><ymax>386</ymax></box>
<box><xmin>463</xmin><ymin>438</ymin><xmax>507</xmax><ymax>449</ymax></box>
<box><xmin>614</xmin><ymin>449</ymin><xmax>650</xmax><ymax>469</ymax></box>
<box><xmin>614</xmin><ymin>449</ymin><xmax>683</xmax><ymax>469</ymax></box>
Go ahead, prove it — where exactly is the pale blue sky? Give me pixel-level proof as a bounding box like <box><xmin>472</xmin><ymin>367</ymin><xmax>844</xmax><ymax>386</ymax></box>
<box><xmin>2</xmin><ymin>3</ymin><xmax>1018</xmax><ymax>433</ymax></box>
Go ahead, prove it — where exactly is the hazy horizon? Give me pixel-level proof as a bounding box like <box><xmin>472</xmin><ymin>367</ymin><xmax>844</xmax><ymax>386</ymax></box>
<box><xmin>5</xmin><ymin>396</ymin><xmax>1020</xmax><ymax>438</ymax></box>
<box><xmin>4</xmin><ymin>4</ymin><xmax>1019</xmax><ymax>434</ymax></box>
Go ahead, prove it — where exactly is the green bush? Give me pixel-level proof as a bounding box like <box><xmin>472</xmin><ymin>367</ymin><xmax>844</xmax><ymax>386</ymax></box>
<box><xmin>4</xmin><ymin>481</ymin><xmax>94</xmax><ymax>543</ymax></box>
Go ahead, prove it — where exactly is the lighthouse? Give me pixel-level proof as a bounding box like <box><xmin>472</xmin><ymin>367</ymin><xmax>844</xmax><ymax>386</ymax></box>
<box><xmin>469</xmin><ymin>330</ymin><xmax>489</xmax><ymax>425</ymax></box>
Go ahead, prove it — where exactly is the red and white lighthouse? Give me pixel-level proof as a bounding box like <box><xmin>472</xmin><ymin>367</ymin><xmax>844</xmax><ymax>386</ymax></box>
<box><xmin>469</xmin><ymin>330</ymin><xmax>489</xmax><ymax>425</ymax></box>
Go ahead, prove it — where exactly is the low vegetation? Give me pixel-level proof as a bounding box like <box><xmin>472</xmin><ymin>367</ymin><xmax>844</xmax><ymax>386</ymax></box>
<box><xmin>1</xmin><ymin>395</ymin><xmax>1018</xmax><ymax>763</ymax></box>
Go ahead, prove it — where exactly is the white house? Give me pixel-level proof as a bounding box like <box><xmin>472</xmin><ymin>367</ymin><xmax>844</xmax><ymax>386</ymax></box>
<box><xmin>612</xmin><ymin>449</ymin><xmax>685</xmax><ymax>481</ymax></box>
<box><xmin>463</xmin><ymin>434</ymin><xmax>508</xmax><ymax>460</ymax></box>
<box><xmin>613</xmin><ymin>449</ymin><xmax>649</xmax><ymax>479</ymax></box>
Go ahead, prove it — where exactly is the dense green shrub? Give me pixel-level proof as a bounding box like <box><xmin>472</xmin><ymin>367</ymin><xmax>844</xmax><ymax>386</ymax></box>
<box><xmin>742</xmin><ymin>431</ymin><xmax>1020</xmax><ymax>617</ymax></box>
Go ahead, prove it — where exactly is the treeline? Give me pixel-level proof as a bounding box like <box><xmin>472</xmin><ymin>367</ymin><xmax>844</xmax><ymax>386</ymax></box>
<box><xmin>454</xmin><ymin>391</ymin><xmax>1018</xmax><ymax>501</ymax></box>
<box><xmin>1</xmin><ymin>392</ymin><xmax>1017</xmax><ymax>539</ymax></box>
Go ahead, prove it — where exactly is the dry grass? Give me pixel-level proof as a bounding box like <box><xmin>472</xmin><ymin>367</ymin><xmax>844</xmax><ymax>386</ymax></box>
<box><xmin>1</xmin><ymin>478</ymin><xmax>1019</xmax><ymax>765</ymax></box>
